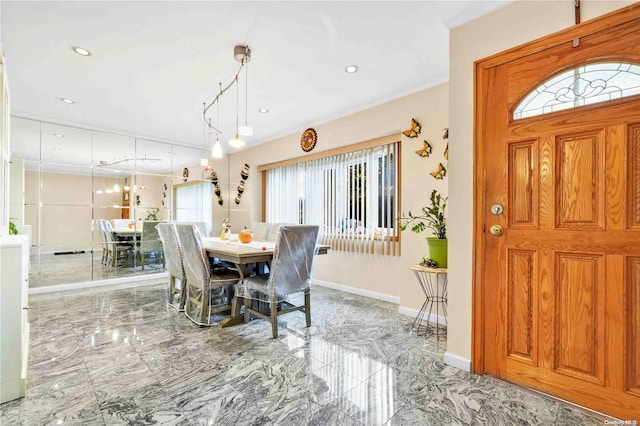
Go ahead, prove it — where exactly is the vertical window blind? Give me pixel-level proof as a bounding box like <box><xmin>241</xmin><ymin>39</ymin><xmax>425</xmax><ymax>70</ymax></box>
<box><xmin>262</xmin><ymin>135</ymin><xmax>400</xmax><ymax>256</ymax></box>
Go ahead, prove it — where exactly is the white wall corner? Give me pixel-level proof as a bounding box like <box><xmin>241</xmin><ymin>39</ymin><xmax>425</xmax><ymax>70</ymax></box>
<box><xmin>444</xmin><ymin>351</ymin><xmax>472</xmax><ymax>372</ymax></box>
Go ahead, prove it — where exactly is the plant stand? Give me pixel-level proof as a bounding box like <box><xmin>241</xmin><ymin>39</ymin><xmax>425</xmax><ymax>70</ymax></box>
<box><xmin>409</xmin><ymin>264</ymin><xmax>448</xmax><ymax>340</ymax></box>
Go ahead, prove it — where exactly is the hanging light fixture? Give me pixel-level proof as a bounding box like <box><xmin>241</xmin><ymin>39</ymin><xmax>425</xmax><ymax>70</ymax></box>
<box><xmin>211</xmin><ymin>94</ymin><xmax>223</xmax><ymax>158</ymax></box>
<box><xmin>202</xmin><ymin>45</ymin><xmax>252</xmax><ymax>149</ymax></box>
<box><xmin>228</xmin><ymin>74</ymin><xmax>246</xmax><ymax>148</ymax></box>
<box><xmin>238</xmin><ymin>53</ymin><xmax>253</xmax><ymax>136</ymax></box>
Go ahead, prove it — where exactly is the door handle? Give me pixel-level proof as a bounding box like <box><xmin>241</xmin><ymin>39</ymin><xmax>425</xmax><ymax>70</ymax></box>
<box><xmin>490</xmin><ymin>225</ymin><xmax>504</xmax><ymax>236</ymax></box>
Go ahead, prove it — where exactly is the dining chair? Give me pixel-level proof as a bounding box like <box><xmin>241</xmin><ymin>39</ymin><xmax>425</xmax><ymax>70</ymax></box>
<box><xmin>235</xmin><ymin>224</ymin><xmax>319</xmax><ymax>338</ymax></box>
<box><xmin>139</xmin><ymin>220</ymin><xmax>165</xmax><ymax>270</ymax></box>
<box><xmin>266</xmin><ymin>223</ymin><xmax>293</xmax><ymax>242</ymax></box>
<box><xmin>103</xmin><ymin>221</ymin><xmax>135</xmax><ymax>267</ymax></box>
<box><xmin>251</xmin><ymin>222</ymin><xmax>269</xmax><ymax>241</ymax></box>
<box><xmin>157</xmin><ymin>223</ymin><xmax>186</xmax><ymax>311</ymax></box>
<box><xmin>96</xmin><ymin>219</ymin><xmax>110</xmax><ymax>265</ymax></box>
<box><xmin>175</xmin><ymin>224</ymin><xmax>242</xmax><ymax>326</ymax></box>
<box><xmin>174</xmin><ymin>221</ymin><xmax>207</xmax><ymax>237</ymax></box>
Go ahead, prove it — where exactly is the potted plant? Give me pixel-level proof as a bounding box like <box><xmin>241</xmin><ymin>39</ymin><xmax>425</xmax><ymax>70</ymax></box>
<box><xmin>398</xmin><ymin>189</ymin><xmax>447</xmax><ymax>268</ymax></box>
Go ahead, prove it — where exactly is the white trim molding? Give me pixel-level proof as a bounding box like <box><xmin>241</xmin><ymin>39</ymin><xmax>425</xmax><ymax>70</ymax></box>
<box><xmin>29</xmin><ymin>273</ymin><xmax>168</xmax><ymax>294</ymax></box>
<box><xmin>312</xmin><ymin>279</ymin><xmax>400</xmax><ymax>304</ymax></box>
<box><xmin>397</xmin><ymin>305</ymin><xmax>448</xmax><ymax>325</ymax></box>
<box><xmin>444</xmin><ymin>352</ymin><xmax>472</xmax><ymax>372</ymax></box>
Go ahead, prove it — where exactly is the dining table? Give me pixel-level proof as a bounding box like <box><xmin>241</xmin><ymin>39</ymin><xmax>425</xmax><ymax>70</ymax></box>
<box><xmin>202</xmin><ymin>236</ymin><xmax>329</xmax><ymax>327</ymax></box>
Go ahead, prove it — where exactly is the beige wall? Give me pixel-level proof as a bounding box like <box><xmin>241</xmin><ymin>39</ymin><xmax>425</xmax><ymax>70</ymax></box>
<box><xmin>230</xmin><ymin>83</ymin><xmax>449</xmax><ymax>309</ymax></box>
<box><xmin>447</xmin><ymin>0</ymin><xmax>634</xmax><ymax>366</ymax></box>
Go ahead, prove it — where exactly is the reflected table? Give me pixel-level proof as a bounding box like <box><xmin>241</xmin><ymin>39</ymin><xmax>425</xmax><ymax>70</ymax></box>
<box><xmin>409</xmin><ymin>265</ymin><xmax>448</xmax><ymax>340</ymax></box>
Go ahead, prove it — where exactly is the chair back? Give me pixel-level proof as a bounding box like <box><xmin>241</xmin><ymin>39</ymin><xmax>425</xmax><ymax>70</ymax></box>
<box><xmin>175</xmin><ymin>224</ymin><xmax>209</xmax><ymax>291</ymax></box>
<box><xmin>174</xmin><ymin>221</ymin><xmax>207</xmax><ymax>237</ymax></box>
<box><xmin>268</xmin><ymin>225</ymin><xmax>319</xmax><ymax>296</ymax></box>
<box><xmin>157</xmin><ymin>223</ymin><xmax>184</xmax><ymax>280</ymax></box>
<box><xmin>266</xmin><ymin>222</ymin><xmax>294</xmax><ymax>242</ymax></box>
<box><xmin>141</xmin><ymin>220</ymin><xmax>164</xmax><ymax>252</ymax></box>
<box><xmin>252</xmin><ymin>222</ymin><xmax>269</xmax><ymax>240</ymax></box>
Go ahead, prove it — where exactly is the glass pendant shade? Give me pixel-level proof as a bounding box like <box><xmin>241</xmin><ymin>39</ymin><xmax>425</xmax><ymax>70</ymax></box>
<box><xmin>113</xmin><ymin>183</ymin><xmax>121</xmax><ymax>192</ymax></box>
<box><xmin>212</xmin><ymin>139</ymin><xmax>223</xmax><ymax>158</ymax></box>
<box><xmin>228</xmin><ymin>134</ymin><xmax>245</xmax><ymax>148</ymax></box>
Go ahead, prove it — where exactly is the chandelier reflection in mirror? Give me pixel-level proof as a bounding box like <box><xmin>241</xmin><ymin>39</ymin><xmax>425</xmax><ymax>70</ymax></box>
<box><xmin>203</xmin><ymin>45</ymin><xmax>252</xmax><ymax>153</ymax></box>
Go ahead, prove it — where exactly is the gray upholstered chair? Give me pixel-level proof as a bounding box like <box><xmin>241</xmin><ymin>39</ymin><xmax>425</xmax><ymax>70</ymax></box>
<box><xmin>139</xmin><ymin>220</ymin><xmax>165</xmax><ymax>270</ymax></box>
<box><xmin>157</xmin><ymin>223</ymin><xmax>186</xmax><ymax>311</ymax></box>
<box><xmin>174</xmin><ymin>221</ymin><xmax>207</xmax><ymax>237</ymax></box>
<box><xmin>103</xmin><ymin>220</ymin><xmax>135</xmax><ymax>267</ymax></box>
<box><xmin>235</xmin><ymin>225</ymin><xmax>319</xmax><ymax>338</ymax></box>
<box><xmin>176</xmin><ymin>224</ymin><xmax>242</xmax><ymax>326</ymax></box>
<box><xmin>96</xmin><ymin>219</ymin><xmax>110</xmax><ymax>265</ymax></box>
<box><xmin>251</xmin><ymin>222</ymin><xmax>269</xmax><ymax>241</ymax></box>
<box><xmin>266</xmin><ymin>223</ymin><xmax>292</xmax><ymax>242</ymax></box>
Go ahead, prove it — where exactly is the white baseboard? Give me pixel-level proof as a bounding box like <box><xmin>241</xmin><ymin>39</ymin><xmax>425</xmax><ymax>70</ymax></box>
<box><xmin>29</xmin><ymin>272</ymin><xmax>168</xmax><ymax>294</ymax></box>
<box><xmin>397</xmin><ymin>305</ymin><xmax>448</xmax><ymax>325</ymax></box>
<box><xmin>444</xmin><ymin>352</ymin><xmax>471</xmax><ymax>372</ymax></box>
<box><xmin>312</xmin><ymin>279</ymin><xmax>400</xmax><ymax>304</ymax></box>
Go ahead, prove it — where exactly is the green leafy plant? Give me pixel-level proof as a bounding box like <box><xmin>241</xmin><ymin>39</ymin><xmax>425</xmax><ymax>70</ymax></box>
<box><xmin>398</xmin><ymin>189</ymin><xmax>447</xmax><ymax>239</ymax></box>
<box><xmin>8</xmin><ymin>219</ymin><xmax>19</xmax><ymax>235</ymax></box>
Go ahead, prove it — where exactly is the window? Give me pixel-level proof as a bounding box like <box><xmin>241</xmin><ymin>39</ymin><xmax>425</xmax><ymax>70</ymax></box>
<box><xmin>174</xmin><ymin>182</ymin><xmax>213</xmax><ymax>234</ymax></box>
<box><xmin>513</xmin><ymin>62</ymin><xmax>640</xmax><ymax>119</ymax></box>
<box><xmin>263</xmin><ymin>136</ymin><xmax>399</xmax><ymax>255</ymax></box>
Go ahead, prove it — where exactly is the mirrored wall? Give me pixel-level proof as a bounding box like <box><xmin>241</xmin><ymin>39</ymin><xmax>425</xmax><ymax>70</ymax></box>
<box><xmin>10</xmin><ymin>116</ymin><xmax>231</xmax><ymax>289</ymax></box>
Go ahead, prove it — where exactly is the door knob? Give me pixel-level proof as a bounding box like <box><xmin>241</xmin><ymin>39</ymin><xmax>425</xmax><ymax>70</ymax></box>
<box><xmin>489</xmin><ymin>225</ymin><xmax>504</xmax><ymax>236</ymax></box>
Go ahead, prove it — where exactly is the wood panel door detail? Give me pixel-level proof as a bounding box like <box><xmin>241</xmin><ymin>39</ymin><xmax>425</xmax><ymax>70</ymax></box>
<box><xmin>475</xmin><ymin>6</ymin><xmax>640</xmax><ymax>419</ymax></box>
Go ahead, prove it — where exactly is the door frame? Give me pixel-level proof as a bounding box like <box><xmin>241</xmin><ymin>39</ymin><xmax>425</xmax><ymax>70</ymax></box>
<box><xmin>472</xmin><ymin>3</ymin><xmax>640</xmax><ymax>374</ymax></box>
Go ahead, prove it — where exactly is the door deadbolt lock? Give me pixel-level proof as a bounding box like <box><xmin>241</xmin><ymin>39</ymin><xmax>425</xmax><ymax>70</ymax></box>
<box><xmin>491</xmin><ymin>204</ymin><xmax>504</xmax><ymax>215</ymax></box>
<box><xmin>489</xmin><ymin>225</ymin><xmax>504</xmax><ymax>236</ymax></box>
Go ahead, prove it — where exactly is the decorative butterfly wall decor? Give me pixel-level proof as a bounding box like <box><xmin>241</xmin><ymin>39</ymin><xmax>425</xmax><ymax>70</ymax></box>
<box><xmin>430</xmin><ymin>163</ymin><xmax>447</xmax><ymax>179</ymax></box>
<box><xmin>442</xmin><ymin>128</ymin><xmax>449</xmax><ymax>139</ymax></box>
<box><xmin>402</xmin><ymin>118</ymin><xmax>421</xmax><ymax>138</ymax></box>
<box><xmin>444</xmin><ymin>143</ymin><xmax>448</xmax><ymax>161</ymax></box>
<box><xmin>415</xmin><ymin>140</ymin><xmax>432</xmax><ymax>157</ymax></box>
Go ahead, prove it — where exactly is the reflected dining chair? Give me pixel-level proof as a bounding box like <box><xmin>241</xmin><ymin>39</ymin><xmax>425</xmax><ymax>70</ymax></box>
<box><xmin>175</xmin><ymin>224</ymin><xmax>242</xmax><ymax>326</ymax></box>
<box><xmin>103</xmin><ymin>220</ymin><xmax>135</xmax><ymax>267</ymax></box>
<box><xmin>96</xmin><ymin>219</ymin><xmax>110</xmax><ymax>265</ymax></box>
<box><xmin>235</xmin><ymin>225</ymin><xmax>319</xmax><ymax>338</ymax></box>
<box><xmin>157</xmin><ymin>223</ymin><xmax>186</xmax><ymax>311</ymax></box>
<box><xmin>139</xmin><ymin>220</ymin><xmax>165</xmax><ymax>270</ymax></box>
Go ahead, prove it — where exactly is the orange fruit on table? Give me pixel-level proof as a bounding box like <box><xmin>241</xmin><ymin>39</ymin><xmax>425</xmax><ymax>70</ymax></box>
<box><xmin>239</xmin><ymin>227</ymin><xmax>253</xmax><ymax>243</ymax></box>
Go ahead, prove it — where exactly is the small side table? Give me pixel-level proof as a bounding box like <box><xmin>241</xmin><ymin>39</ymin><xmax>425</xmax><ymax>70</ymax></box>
<box><xmin>409</xmin><ymin>265</ymin><xmax>448</xmax><ymax>340</ymax></box>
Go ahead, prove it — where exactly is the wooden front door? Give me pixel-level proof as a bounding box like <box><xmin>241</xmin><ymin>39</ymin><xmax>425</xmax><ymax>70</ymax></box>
<box><xmin>475</xmin><ymin>6</ymin><xmax>640</xmax><ymax>419</ymax></box>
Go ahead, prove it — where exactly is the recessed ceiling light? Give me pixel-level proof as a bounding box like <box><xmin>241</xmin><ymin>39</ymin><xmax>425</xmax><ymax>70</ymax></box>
<box><xmin>71</xmin><ymin>46</ymin><xmax>91</xmax><ymax>56</ymax></box>
<box><xmin>258</xmin><ymin>108</ymin><xmax>269</xmax><ymax>113</ymax></box>
<box><xmin>60</xmin><ymin>98</ymin><xmax>75</xmax><ymax>104</ymax></box>
<box><xmin>345</xmin><ymin>65</ymin><xmax>359</xmax><ymax>74</ymax></box>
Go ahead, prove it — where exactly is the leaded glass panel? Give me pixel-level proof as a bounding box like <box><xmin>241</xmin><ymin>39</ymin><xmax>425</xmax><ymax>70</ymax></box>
<box><xmin>513</xmin><ymin>62</ymin><xmax>640</xmax><ymax>119</ymax></box>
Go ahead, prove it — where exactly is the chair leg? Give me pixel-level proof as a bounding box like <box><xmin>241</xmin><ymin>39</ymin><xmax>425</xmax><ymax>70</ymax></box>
<box><xmin>305</xmin><ymin>290</ymin><xmax>311</xmax><ymax>327</ymax></box>
<box><xmin>243</xmin><ymin>296</ymin><xmax>250</xmax><ymax>324</ymax></box>
<box><xmin>270</xmin><ymin>295</ymin><xmax>278</xmax><ymax>338</ymax></box>
<box><xmin>169</xmin><ymin>276</ymin><xmax>176</xmax><ymax>304</ymax></box>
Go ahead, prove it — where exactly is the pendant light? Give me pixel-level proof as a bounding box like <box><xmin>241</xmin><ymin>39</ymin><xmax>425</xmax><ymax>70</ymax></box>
<box><xmin>238</xmin><ymin>57</ymin><xmax>253</xmax><ymax>136</ymax></box>
<box><xmin>211</xmin><ymin>88</ymin><xmax>223</xmax><ymax>158</ymax></box>
<box><xmin>228</xmin><ymin>75</ymin><xmax>245</xmax><ymax>148</ymax></box>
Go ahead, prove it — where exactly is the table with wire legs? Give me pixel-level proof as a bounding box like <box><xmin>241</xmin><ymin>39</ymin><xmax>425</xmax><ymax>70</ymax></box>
<box><xmin>409</xmin><ymin>265</ymin><xmax>448</xmax><ymax>340</ymax></box>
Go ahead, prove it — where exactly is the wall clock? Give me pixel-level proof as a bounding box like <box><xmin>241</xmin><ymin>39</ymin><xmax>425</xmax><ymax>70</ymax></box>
<box><xmin>301</xmin><ymin>128</ymin><xmax>317</xmax><ymax>152</ymax></box>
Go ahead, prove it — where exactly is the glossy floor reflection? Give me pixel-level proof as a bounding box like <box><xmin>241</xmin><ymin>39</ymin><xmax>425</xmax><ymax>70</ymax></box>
<box><xmin>1</xmin><ymin>280</ymin><xmax>615</xmax><ymax>425</ymax></box>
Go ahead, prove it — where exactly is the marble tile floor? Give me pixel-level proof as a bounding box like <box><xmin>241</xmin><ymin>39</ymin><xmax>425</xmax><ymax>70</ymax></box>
<box><xmin>1</xmin><ymin>280</ymin><xmax>617</xmax><ymax>425</ymax></box>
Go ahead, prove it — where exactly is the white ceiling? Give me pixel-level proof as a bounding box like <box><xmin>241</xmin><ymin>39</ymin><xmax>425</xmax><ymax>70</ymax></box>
<box><xmin>2</xmin><ymin>0</ymin><xmax>510</xmax><ymax>160</ymax></box>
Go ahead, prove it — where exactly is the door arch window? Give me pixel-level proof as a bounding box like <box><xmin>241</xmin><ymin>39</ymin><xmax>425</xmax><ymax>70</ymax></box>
<box><xmin>513</xmin><ymin>62</ymin><xmax>640</xmax><ymax>119</ymax></box>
